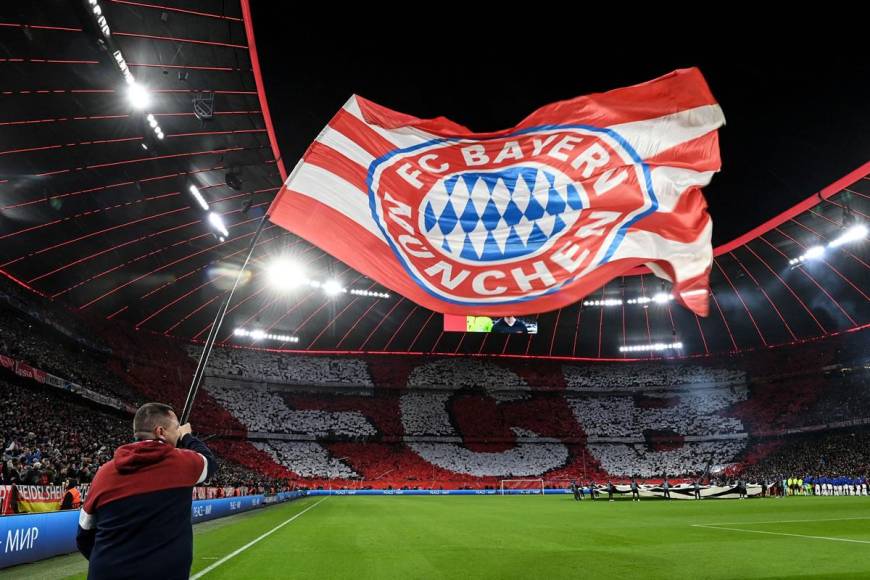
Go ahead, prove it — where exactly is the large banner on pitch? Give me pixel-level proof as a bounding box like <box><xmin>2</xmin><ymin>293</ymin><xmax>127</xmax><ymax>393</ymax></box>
<box><xmin>269</xmin><ymin>68</ymin><xmax>724</xmax><ymax>316</ymax></box>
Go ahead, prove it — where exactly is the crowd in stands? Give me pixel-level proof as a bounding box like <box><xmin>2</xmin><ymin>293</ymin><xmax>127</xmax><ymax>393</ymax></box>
<box><xmin>0</xmin><ymin>377</ymin><xmax>275</xmax><ymax>490</ymax></box>
<box><xmin>206</xmin><ymin>384</ymin><xmax>376</xmax><ymax>438</ymax></box>
<box><xmin>568</xmin><ymin>389</ymin><xmax>748</xmax><ymax>439</ymax></box>
<box><xmin>588</xmin><ymin>440</ymin><xmax>748</xmax><ymax>478</ymax></box>
<box><xmin>193</xmin><ymin>346</ymin><xmax>374</xmax><ymax>386</ymax></box>
<box><xmin>406</xmin><ymin>437</ymin><xmax>570</xmax><ymax>478</ymax></box>
<box><xmin>0</xmin><ymin>305</ymin><xmax>141</xmax><ymax>404</ymax></box>
<box><xmin>406</xmin><ymin>359</ymin><xmax>531</xmax><ymax>391</ymax></box>
<box><xmin>197</xmin><ymin>351</ymin><xmax>751</xmax><ymax>394</ymax></box>
<box><xmin>740</xmin><ymin>428</ymin><xmax>870</xmax><ymax>484</ymax></box>
<box><xmin>0</xmin><ymin>378</ymin><xmax>126</xmax><ymax>486</ymax></box>
<box><xmin>563</xmin><ymin>363</ymin><xmax>745</xmax><ymax>390</ymax></box>
<box><xmin>253</xmin><ymin>441</ymin><xmax>361</xmax><ymax>479</ymax></box>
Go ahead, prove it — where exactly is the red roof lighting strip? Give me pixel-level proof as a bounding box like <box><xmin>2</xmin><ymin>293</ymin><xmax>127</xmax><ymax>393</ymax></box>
<box><xmin>0</xmin><ymin>58</ymin><xmax>100</xmax><ymax>64</ymax></box>
<box><xmin>30</xmin><ymin>218</ymin><xmax>200</xmax><ymax>284</ymax></box>
<box><xmin>787</xmin><ymin>220</ymin><xmax>869</xmax><ymax>301</ymax></box>
<box><xmin>771</xmin><ymin>228</ymin><xmax>858</xmax><ymax>326</ymax></box>
<box><xmin>163</xmin><ymin>292</ymin><xmax>225</xmax><ymax>335</ymax></box>
<box><xmin>385</xmin><ymin>305</ymin><xmax>420</xmax><ymax>351</ymax></box>
<box><xmin>306</xmin><ymin>277</ymin><xmax>372</xmax><ymax>347</ymax></box>
<box><xmin>108</xmin><ymin>1</ymin><xmax>244</xmax><ymax>22</ymax></box>
<box><xmin>407</xmin><ymin>311</ymin><xmax>438</xmax><ymax>352</ymax></box>
<box><xmin>137</xmin><ymin>226</ymin><xmax>290</xmax><ymax>303</ymax></box>
<box><xmin>35</xmin><ymin>145</ymin><xmax>245</xmax><ymax>177</ymax></box>
<box><xmin>790</xmin><ymin>215</ymin><xmax>870</xmax><ymax>271</ymax></box>
<box><xmin>240</xmin><ymin>0</ymin><xmax>287</xmax><ymax>181</ymax></box>
<box><xmin>548</xmin><ymin>304</ymin><xmax>563</xmax><ymax>356</ymax></box>
<box><xmin>360</xmin><ymin>298</ymin><xmax>406</xmax><ymax>351</ymax></box>
<box><xmin>571</xmin><ymin>303</ymin><xmax>583</xmax><ymax>357</ymax></box>
<box><xmin>709</xmin><ymin>285</ymin><xmax>738</xmax><ymax>352</ymax></box>
<box><xmin>0</xmin><ymin>206</ymin><xmax>191</xmax><ymax>270</ymax></box>
<box><xmin>337</xmin><ymin>300</ymin><xmax>384</xmax><ymax>349</ymax></box>
<box><xmin>713</xmin><ymin>260</ymin><xmax>767</xmax><ymax>346</ymax></box>
<box><xmin>728</xmin><ymin>251</ymin><xmax>798</xmax><ymax>341</ymax></box>
<box><xmin>112</xmin><ymin>31</ymin><xmax>246</xmax><ymax>50</ymax></box>
<box><xmin>6</xmin><ymin>186</ymin><xmax>274</xmax><ymax>277</ymax></box>
<box><xmin>1</xmin><ymin>188</ymin><xmax>186</xmax><ymax>244</ymax></box>
<box><xmin>77</xmin><ymin>208</ymin><xmax>272</xmax><ymax>309</ymax></box>
<box><xmin>748</xmin><ymin>239</ymin><xmax>827</xmax><ymax>334</ymax></box>
<box><xmin>2</xmin><ymin>163</ymin><xmax>228</xmax><ymax>211</ymax></box>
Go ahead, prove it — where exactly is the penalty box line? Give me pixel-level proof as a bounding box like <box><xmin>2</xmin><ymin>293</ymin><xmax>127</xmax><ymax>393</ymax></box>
<box><xmin>191</xmin><ymin>497</ymin><xmax>328</xmax><ymax>579</ymax></box>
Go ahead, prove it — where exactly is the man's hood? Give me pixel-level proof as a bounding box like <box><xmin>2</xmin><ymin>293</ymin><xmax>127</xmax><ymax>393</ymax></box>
<box><xmin>113</xmin><ymin>440</ymin><xmax>174</xmax><ymax>474</ymax></box>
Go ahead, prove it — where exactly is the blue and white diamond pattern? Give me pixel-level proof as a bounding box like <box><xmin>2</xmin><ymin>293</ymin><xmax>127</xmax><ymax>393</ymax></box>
<box><xmin>421</xmin><ymin>167</ymin><xmax>585</xmax><ymax>262</ymax></box>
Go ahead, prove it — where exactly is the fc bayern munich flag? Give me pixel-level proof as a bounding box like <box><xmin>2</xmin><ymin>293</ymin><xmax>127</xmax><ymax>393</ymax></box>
<box><xmin>268</xmin><ymin>68</ymin><xmax>724</xmax><ymax>316</ymax></box>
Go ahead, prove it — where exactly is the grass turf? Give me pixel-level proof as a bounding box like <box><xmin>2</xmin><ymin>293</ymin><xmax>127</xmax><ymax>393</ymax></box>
<box><xmin>11</xmin><ymin>495</ymin><xmax>870</xmax><ymax>579</ymax></box>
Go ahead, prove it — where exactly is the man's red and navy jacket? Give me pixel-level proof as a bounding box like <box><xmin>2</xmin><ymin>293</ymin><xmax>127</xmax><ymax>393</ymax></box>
<box><xmin>76</xmin><ymin>435</ymin><xmax>216</xmax><ymax>580</ymax></box>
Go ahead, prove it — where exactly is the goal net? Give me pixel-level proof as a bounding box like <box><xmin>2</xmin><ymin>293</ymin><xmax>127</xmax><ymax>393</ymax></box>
<box><xmin>499</xmin><ymin>479</ymin><xmax>545</xmax><ymax>495</ymax></box>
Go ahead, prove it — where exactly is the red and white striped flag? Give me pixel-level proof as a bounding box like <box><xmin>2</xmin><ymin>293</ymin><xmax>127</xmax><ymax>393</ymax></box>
<box><xmin>268</xmin><ymin>68</ymin><xmax>724</xmax><ymax>316</ymax></box>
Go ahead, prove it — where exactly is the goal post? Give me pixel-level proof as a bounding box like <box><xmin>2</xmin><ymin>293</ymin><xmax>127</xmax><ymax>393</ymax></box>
<box><xmin>499</xmin><ymin>479</ymin><xmax>545</xmax><ymax>495</ymax></box>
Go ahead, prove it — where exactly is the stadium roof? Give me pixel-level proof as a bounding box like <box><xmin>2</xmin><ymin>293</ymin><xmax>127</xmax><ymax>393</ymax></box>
<box><xmin>1</xmin><ymin>2</ymin><xmax>867</xmax><ymax>360</ymax></box>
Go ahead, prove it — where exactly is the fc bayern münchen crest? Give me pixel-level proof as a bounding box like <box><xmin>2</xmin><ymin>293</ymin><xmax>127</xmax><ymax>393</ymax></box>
<box><xmin>368</xmin><ymin>126</ymin><xmax>657</xmax><ymax>306</ymax></box>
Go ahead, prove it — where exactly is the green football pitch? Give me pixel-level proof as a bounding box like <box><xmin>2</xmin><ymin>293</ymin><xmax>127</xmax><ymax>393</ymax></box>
<box><xmin>10</xmin><ymin>495</ymin><xmax>870</xmax><ymax>579</ymax></box>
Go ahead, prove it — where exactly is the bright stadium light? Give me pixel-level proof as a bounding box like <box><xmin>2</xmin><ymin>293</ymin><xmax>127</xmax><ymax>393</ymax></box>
<box><xmin>267</xmin><ymin>259</ymin><xmax>307</xmax><ymax>290</ymax></box>
<box><xmin>234</xmin><ymin>327</ymin><xmax>299</xmax><ymax>343</ymax></box>
<box><xmin>620</xmin><ymin>341</ymin><xmax>683</xmax><ymax>353</ymax></box>
<box><xmin>323</xmin><ymin>279</ymin><xmax>344</xmax><ymax>296</ymax></box>
<box><xmin>829</xmin><ymin>223</ymin><xmax>867</xmax><ymax>247</ymax></box>
<box><xmin>583</xmin><ymin>298</ymin><xmax>623</xmax><ymax>307</ymax></box>
<box><xmin>127</xmin><ymin>82</ymin><xmax>150</xmax><ymax>110</ymax></box>
<box><xmin>188</xmin><ymin>185</ymin><xmax>210</xmax><ymax>210</ymax></box>
<box><xmin>207</xmin><ymin>212</ymin><xmax>229</xmax><ymax>237</ymax></box>
<box><xmin>349</xmin><ymin>289</ymin><xmax>390</xmax><ymax>299</ymax></box>
<box><xmin>653</xmin><ymin>292</ymin><xmax>673</xmax><ymax>304</ymax></box>
<box><xmin>804</xmin><ymin>245</ymin><xmax>826</xmax><ymax>261</ymax></box>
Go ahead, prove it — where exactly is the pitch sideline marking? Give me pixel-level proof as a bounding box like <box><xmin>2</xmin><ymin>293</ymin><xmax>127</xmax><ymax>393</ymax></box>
<box><xmin>692</xmin><ymin>520</ymin><xmax>870</xmax><ymax>545</ymax></box>
<box><xmin>692</xmin><ymin>516</ymin><xmax>870</xmax><ymax>527</ymax></box>
<box><xmin>190</xmin><ymin>497</ymin><xmax>328</xmax><ymax>579</ymax></box>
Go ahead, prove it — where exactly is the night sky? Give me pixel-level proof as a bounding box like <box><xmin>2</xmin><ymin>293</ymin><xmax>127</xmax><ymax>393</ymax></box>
<box><xmin>250</xmin><ymin>10</ymin><xmax>870</xmax><ymax>246</ymax></box>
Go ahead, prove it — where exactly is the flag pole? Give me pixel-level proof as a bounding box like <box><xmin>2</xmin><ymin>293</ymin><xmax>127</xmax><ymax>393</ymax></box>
<box><xmin>180</xmin><ymin>213</ymin><xmax>269</xmax><ymax>424</ymax></box>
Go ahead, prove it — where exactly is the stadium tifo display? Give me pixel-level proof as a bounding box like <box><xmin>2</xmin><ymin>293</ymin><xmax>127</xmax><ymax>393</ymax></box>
<box><xmin>191</xmin><ymin>346</ymin><xmax>868</xmax><ymax>486</ymax></box>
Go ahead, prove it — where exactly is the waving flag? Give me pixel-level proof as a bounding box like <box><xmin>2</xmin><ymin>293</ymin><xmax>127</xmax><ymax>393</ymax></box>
<box><xmin>268</xmin><ymin>68</ymin><xmax>724</xmax><ymax>316</ymax></box>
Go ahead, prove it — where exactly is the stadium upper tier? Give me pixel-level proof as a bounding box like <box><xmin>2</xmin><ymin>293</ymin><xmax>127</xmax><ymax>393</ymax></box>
<box><xmin>1</xmin><ymin>278</ymin><xmax>867</xmax><ymax>483</ymax></box>
<box><xmin>0</xmin><ymin>2</ymin><xmax>867</xmax><ymax>358</ymax></box>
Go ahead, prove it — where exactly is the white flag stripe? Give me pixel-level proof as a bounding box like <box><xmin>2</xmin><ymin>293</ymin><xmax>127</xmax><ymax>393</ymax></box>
<box><xmin>289</xmin><ymin>164</ymin><xmax>387</xmax><ymax>243</ymax></box>
<box><xmin>650</xmin><ymin>167</ymin><xmax>717</xmax><ymax>213</ymax></box>
<box><xmin>611</xmin><ymin>220</ymin><xmax>713</xmax><ymax>282</ymax></box>
<box><xmin>608</xmin><ymin>104</ymin><xmax>725</xmax><ymax>163</ymax></box>
<box><xmin>317</xmin><ymin>126</ymin><xmax>376</xmax><ymax>168</ymax></box>
<box><xmin>645</xmin><ymin>261</ymin><xmax>674</xmax><ymax>282</ymax></box>
<box><xmin>344</xmin><ymin>96</ymin><xmax>440</xmax><ymax>148</ymax></box>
